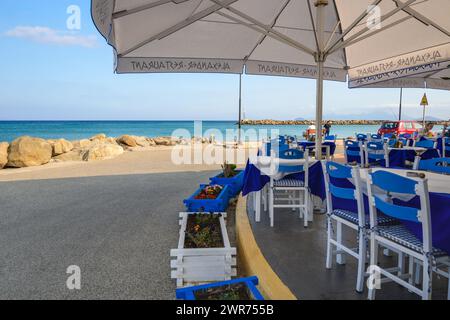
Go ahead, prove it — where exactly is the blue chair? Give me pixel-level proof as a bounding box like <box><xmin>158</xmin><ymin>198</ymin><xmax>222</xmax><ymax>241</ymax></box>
<box><xmin>366</xmin><ymin>170</ymin><xmax>447</xmax><ymax>300</ymax></box>
<box><xmin>266</xmin><ymin>141</ymin><xmax>288</xmax><ymax>156</ymax></box>
<box><xmin>344</xmin><ymin>140</ymin><xmax>364</xmax><ymax>166</ymax></box>
<box><xmin>399</xmin><ymin>133</ymin><xmax>412</xmax><ymax>139</ymax></box>
<box><xmin>322</xmin><ymin>161</ymin><xmax>397</xmax><ymax>293</ymax></box>
<box><xmin>324</xmin><ymin>135</ymin><xmax>337</xmax><ymax>142</ymax></box>
<box><xmin>356</xmin><ymin>133</ymin><xmax>368</xmax><ymax>141</ymax></box>
<box><xmin>370</xmin><ymin>134</ymin><xmax>382</xmax><ymax>142</ymax></box>
<box><xmin>269</xmin><ymin>149</ymin><xmax>310</xmax><ymax>228</ymax></box>
<box><xmin>416</xmin><ymin>157</ymin><xmax>450</xmax><ymax>174</ymax></box>
<box><xmin>415</xmin><ymin>138</ymin><xmax>437</xmax><ymax>149</ymax></box>
<box><xmin>365</xmin><ymin>141</ymin><xmax>389</xmax><ymax>167</ymax></box>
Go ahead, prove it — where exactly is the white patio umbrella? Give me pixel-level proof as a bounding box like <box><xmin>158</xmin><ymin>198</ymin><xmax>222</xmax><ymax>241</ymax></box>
<box><xmin>92</xmin><ymin>0</ymin><xmax>450</xmax><ymax>158</ymax></box>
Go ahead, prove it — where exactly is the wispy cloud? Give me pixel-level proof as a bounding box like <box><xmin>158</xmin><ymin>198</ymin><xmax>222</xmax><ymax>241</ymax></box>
<box><xmin>4</xmin><ymin>26</ymin><xmax>98</xmax><ymax>48</ymax></box>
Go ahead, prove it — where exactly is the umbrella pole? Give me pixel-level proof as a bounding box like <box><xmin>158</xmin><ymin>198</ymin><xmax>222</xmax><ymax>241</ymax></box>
<box><xmin>398</xmin><ymin>87</ymin><xmax>403</xmax><ymax>121</ymax></box>
<box><xmin>238</xmin><ymin>73</ymin><xmax>242</xmax><ymax>145</ymax></box>
<box><xmin>314</xmin><ymin>0</ymin><xmax>327</xmax><ymax>160</ymax></box>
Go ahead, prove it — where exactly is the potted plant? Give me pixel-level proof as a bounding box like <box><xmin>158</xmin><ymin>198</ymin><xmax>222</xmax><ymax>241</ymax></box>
<box><xmin>209</xmin><ymin>163</ymin><xmax>244</xmax><ymax>197</ymax></box>
<box><xmin>176</xmin><ymin>276</ymin><xmax>264</xmax><ymax>300</ymax></box>
<box><xmin>171</xmin><ymin>212</ymin><xmax>237</xmax><ymax>287</ymax></box>
<box><xmin>184</xmin><ymin>184</ymin><xmax>231</xmax><ymax>212</ymax></box>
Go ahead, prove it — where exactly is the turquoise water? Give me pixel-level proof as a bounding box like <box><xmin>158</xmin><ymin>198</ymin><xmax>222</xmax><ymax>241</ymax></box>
<box><xmin>0</xmin><ymin>121</ymin><xmax>381</xmax><ymax>142</ymax></box>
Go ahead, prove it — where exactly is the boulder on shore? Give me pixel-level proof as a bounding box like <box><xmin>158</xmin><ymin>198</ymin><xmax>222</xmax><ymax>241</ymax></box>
<box><xmin>83</xmin><ymin>143</ymin><xmax>124</xmax><ymax>161</ymax></box>
<box><xmin>153</xmin><ymin>137</ymin><xmax>176</xmax><ymax>146</ymax></box>
<box><xmin>7</xmin><ymin>136</ymin><xmax>53</xmax><ymax>168</ymax></box>
<box><xmin>50</xmin><ymin>139</ymin><xmax>73</xmax><ymax>156</ymax></box>
<box><xmin>90</xmin><ymin>133</ymin><xmax>107</xmax><ymax>142</ymax></box>
<box><xmin>53</xmin><ymin>149</ymin><xmax>86</xmax><ymax>162</ymax></box>
<box><xmin>117</xmin><ymin>135</ymin><xmax>138</xmax><ymax>147</ymax></box>
<box><xmin>0</xmin><ymin>142</ymin><xmax>9</xmax><ymax>169</ymax></box>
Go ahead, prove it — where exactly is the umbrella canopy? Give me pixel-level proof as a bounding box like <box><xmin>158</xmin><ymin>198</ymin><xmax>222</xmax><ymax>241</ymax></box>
<box><xmin>92</xmin><ymin>0</ymin><xmax>450</xmax><ymax>157</ymax></box>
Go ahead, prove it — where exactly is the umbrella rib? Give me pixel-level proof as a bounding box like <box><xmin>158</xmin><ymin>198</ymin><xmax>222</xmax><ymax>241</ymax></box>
<box><xmin>210</xmin><ymin>0</ymin><xmax>315</xmax><ymax>56</ymax></box>
<box><xmin>327</xmin><ymin>0</ymin><xmax>418</xmax><ymax>54</ymax></box>
<box><xmin>215</xmin><ymin>11</ymin><xmax>312</xmax><ymax>57</ymax></box>
<box><xmin>325</xmin><ymin>0</ymin><xmax>383</xmax><ymax>52</ymax></box>
<box><xmin>244</xmin><ymin>0</ymin><xmax>292</xmax><ymax>61</ymax></box>
<box><xmin>118</xmin><ymin>0</ymin><xmax>239</xmax><ymax>57</ymax></box>
<box><xmin>330</xmin><ymin>15</ymin><xmax>413</xmax><ymax>53</ymax></box>
<box><xmin>393</xmin><ymin>0</ymin><xmax>450</xmax><ymax>37</ymax></box>
<box><xmin>112</xmin><ymin>0</ymin><xmax>173</xmax><ymax>19</ymax></box>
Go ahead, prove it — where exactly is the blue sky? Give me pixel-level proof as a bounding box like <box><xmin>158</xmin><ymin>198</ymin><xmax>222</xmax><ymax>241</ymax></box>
<box><xmin>0</xmin><ymin>0</ymin><xmax>448</xmax><ymax>121</ymax></box>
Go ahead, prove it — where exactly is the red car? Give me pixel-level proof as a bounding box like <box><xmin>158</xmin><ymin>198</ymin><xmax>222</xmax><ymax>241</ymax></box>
<box><xmin>377</xmin><ymin>121</ymin><xmax>422</xmax><ymax>137</ymax></box>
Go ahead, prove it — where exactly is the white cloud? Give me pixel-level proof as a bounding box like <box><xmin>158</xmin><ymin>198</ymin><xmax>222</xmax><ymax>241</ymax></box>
<box><xmin>5</xmin><ymin>26</ymin><xmax>97</xmax><ymax>48</ymax></box>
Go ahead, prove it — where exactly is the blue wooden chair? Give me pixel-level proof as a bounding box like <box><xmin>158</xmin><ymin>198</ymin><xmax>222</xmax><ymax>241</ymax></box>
<box><xmin>399</xmin><ymin>133</ymin><xmax>412</xmax><ymax>139</ymax></box>
<box><xmin>364</xmin><ymin>141</ymin><xmax>389</xmax><ymax>168</ymax></box>
<box><xmin>366</xmin><ymin>170</ymin><xmax>448</xmax><ymax>300</ymax></box>
<box><xmin>322</xmin><ymin>161</ymin><xmax>397</xmax><ymax>293</ymax></box>
<box><xmin>414</xmin><ymin>157</ymin><xmax>450</xmax><ymax>174</ymax></box>
<box><xmin>266</xmin><ymin>141</ymin><xmax>288</xmax><ymax>156</ymax></box>
<box><xmin>369</xmin><ymin>134</ymin><xmax>383</xmax><ymax>142</ymax></box>
<box><xmin>344</xmin><ymin>140</ymin><xmax>364</xmax><ymax>166</ymax></box>
<box><xmin>324</xmin><ymin>135</ymin><xmax>337</xmax><ymax>142</ymax></box>
<box><xmin>269</xmin><ymin>149</ymin><xmax>310</xmax><ymax>228</ymax></box>
<box><xmin>414</xmin><ymin>138</ymin><xmax>437</xmax><ymax>149</ymax></box>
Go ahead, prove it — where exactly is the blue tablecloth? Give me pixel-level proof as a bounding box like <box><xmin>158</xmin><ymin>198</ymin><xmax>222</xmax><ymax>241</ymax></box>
<box><xmin>242</xmin><ymin>161</ymin><xmax>326</xmax><ymax>200</ymax></box>
<box><xmin>350</xmin><ymin>148</ymin><xmax>441</xmax><ymax>168</ymax></box>
<box><xmin>298</xmin><ymin>142</ymin><xmax>337</xmax><ymax>156</ymax></box>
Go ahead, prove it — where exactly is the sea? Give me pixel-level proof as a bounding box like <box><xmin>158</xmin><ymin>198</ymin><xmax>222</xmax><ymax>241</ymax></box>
<box><xmin>0</xmin><ymin>121</ymin><xmax>381</xmax><ymax>143</ymax></box>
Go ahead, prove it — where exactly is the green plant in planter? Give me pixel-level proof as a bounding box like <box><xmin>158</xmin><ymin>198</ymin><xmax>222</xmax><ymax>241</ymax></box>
<box><xmin>222</xmin><ymin>162</ymin><xmax>238</xmax><ymax>178</ymax></box>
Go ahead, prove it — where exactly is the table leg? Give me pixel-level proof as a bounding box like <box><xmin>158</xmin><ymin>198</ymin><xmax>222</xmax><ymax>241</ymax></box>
<box><xmin>255</xmin><ymin>190</ymin><xmax>261</xmax><ymax>223</ymax></box>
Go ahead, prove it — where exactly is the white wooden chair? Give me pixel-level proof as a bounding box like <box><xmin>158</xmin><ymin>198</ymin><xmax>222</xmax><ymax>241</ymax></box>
<box><xmin>268</xmin><ymin>149</ymin><xmax>310</xmax><ymax>228</ymax></box>
<box><xmin>322</xmin><ymin>161</ymin><xmax>397</xmax><ymax>293</ymax></box>
<box><xmin>366</xmin><ymin>169</ymin><xmax>449</xmax><ymax>300</ymax></box>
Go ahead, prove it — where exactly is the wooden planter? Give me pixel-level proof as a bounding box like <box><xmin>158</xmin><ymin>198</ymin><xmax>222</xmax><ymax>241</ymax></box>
<box><xmin>183</xmin><ymin>184</ymin><xmax>231</xmax><ymax>212</ymax></box>
<box><xmin>176</xmin><ymin>276</ymin><xmax>264</xmax><ymax>300</ymax></box>
<box><xmin>209</xmin><ymin>170</ymin><xmax>244</xmax><ymax>197</ymax></box>
<box><xmin>170</xmin><ymin>212</ymin><xmax>237</xmax><ymax>288</ymax></box>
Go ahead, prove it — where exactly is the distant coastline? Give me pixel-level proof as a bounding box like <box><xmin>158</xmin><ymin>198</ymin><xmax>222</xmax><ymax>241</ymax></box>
<box><xmin>240</xmin><ymin>119</ymin><xmax>447</xmax><ymax>125</ymax></box>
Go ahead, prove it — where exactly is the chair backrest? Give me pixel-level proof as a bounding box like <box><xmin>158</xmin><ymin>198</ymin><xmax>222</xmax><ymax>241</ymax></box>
<box><xmin>324</xmin><ymin>135</ymin><xmax>337</xmax><ymax>142</ymax></box>
<box><xmin>344</xmin><ymin>140</ymin><xmax>364</xmax><ymax>166</ymax></box>
<box><xmin>415</xmin><ymin>138</ymin><xmax>436</xmax><ymax>149</ymax></box>
<box><xmin>443</xmin><ymin>137</ymin><xmax>450</xmax><ymax>157</ymax></box>
<box><xmin>266</xmin><ymin>142</ymin><xmax>288</xmax><ymax>156</ymax></box>
<box><xmin>279</xmin><ymin>148</ymin><xmax>304</xmax><ymax>160</ymax></box>
<box><xmin>418</xmin><ymin>157</ymin><xmax>450</xmax><ymax>174</ymax></box>
<box><xmin>370</xmin><ymin>133</ymin><xmax>382</xmax><ymax>140</ymax></box>
<box><xmin>356</xmin><ymin>133</ymin><xmax>367</xmax><ymax>141</ymax></box>
<box><xmin>366</xmin><ymin>169</ymin><xmax>432</xmax><ymax>252</ymax></box>
<box><xmin>365</xmin><ymin>141</ymin><xmax>389</xmax><ymax>167</ymax></box>
<box><xmin>322</xmin><ymin>161</ymin><xmax>365</xmax><ymax>226</ymax></box>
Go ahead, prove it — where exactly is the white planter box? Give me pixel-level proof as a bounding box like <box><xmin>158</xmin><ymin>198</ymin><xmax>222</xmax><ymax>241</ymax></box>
<box><xmin>170</xmin><ymin>212</ymin><xmax>237</xmax><ymax>288</ymax></box>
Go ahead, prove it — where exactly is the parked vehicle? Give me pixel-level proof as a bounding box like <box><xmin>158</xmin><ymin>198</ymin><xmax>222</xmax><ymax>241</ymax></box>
<box><xmin>377</xmin><ymin>121</ymin><xmax>422</xmax><ymax>137</ymax></box>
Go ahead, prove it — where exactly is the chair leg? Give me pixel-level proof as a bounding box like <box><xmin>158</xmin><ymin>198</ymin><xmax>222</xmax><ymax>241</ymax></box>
<box><xmin>422</xmin><ymin>258</ymin><xmax>432</xmax><ymax>300</ymax></box>
<box><xmin>408</xmin><ymin>257</ymin><xmax>415</xmax><ymax>291</ymax></box>
<box><xmin>397</xmin><ymin>252</ymin><xmax>405</xmax><ymax>276</ymax></box>
<box><xmin>255</xmin><ymin>190</ymin><xmax>261</xmax><ymax>223</ymax></box>
<box><xmin>262</xmin><ymin>185</ymin><xmax>267</xmax><ymax>212</ymax></box>
<box><xmin>269</xmin><ymin>187</ymin><xmax>274</xmax><ymax>228</ymax></box>
<box><xmin>368</xmin><ymin>234</ymin><xmax>379</xmax><ymax>300</ymax></box>
<box><xmin>304</xmin><ymin>190</ymin><xmax>309</xmax><ymax>228</ymax></box>
<box><xmin>415</xmin><ymin>262</ymin><xmax>422</xmax><ymax>285</ymax></box>
<box><xmin>326</xmin><ymin>217</ymin><xmax>332</xmax><ymax>269</ymax></box>
<box><xmin>356</xmin><ymin>230</ymin><xmax>366</xmax><ymax>293</ymax></box>
<box><xmin>447</xmin><ymin>267</ymin><xmax>450</xmax><ymax>300</ymax></box>
<box><xmin>336</xmin><ymin>222</ymin><xmax>345</xmax><ymax>265</ymax></box>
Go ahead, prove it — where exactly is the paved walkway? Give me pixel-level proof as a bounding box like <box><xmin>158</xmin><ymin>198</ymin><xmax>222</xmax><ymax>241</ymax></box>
<box><xmin>248</xmin><ymin>197</ymin><xmax>449</xmax><ymax>300</ymax></box>
<box><xmin>0</xmin><ymin>171</ymin><xmax>216</xmax><ymax>300</ymax></box>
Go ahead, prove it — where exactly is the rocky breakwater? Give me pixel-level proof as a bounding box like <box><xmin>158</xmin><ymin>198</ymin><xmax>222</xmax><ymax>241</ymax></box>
<box><xmin>0</xmin><ymin>134</ymin><xmax>214</xmax><ymax>170</ymax></box>
<box><xmin>240</xmin><ymin>119</ymin><xmax>447</xmax><ymax>125</ymax></box>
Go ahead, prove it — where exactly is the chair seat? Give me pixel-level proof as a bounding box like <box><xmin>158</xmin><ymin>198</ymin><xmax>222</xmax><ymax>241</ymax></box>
<box><xmin>273</xmin><ymin>178</ymin><xmax>305</xmax><ymax>187</ymax></box>
<box><xmin>377</xmin><ymin>225</ymin><xmax>446</xmax><ymax>257</ymax></box>
<box><xmin>331</xmin><ymin>209</ymin><xmax>397</xmax><ymax>227</ymax></box>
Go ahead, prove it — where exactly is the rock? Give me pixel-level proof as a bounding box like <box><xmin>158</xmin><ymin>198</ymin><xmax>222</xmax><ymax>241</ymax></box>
<box><xmin>83</xmin><ymin>143</ymin><xmax>124</xmax><ymax>161</ymax></box>
<box><xmin>53</xmin><ymin>149</ymin><xmax>86</xmax><ymax>162</ymax></box>
<box><xmin>51</xmin><ymin>139</ymin><xmax>73</xmax><ymax>156</ymax></box>
<box><xmin>90</xmin><ymin>133</ymin><xmax>107</xmax><ymax>141</ymax></box>
<box><xmin>7</xmin><ymin>136</ymin><xmax>53</xmax><ymax>168</ymax></box>
<box><xmin>133</xmin><ymin>136</ymin><xmax>150</xmax><ymax>147</ymax></box>
<box><xmin>105</xmin><ymin>137</ymin><xmax>118</xmax><ymax>145</ymax></box>
<box><xmin>72</xmin><ymin>139</ymin><xmax>92</xmax><ymax>149</ymax></box>
<box><xmin>117</xmin><ymin>135</ymin><xmax>138</xmax><ymax>147</ymax></box>
<box><xmin>153</xmin><ymin>137</ymin><xmax>176</xmax><ymax>146</ymax></box>
<box><xmin>146</xmin><ymin>138</ymin><xmax>156</xmax><ymax>146</ymax></box>
<box><xmin>0</xmin><ymin>142</ymin><xmax>9</xmax><ymax>169</ymax></box>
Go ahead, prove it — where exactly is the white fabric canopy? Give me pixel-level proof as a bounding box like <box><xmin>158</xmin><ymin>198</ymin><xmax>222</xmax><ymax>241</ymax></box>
<box><xmin>92</xmin><ymin>0</ymin><xmax>450</xmax><ymax>156</ymax></box>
